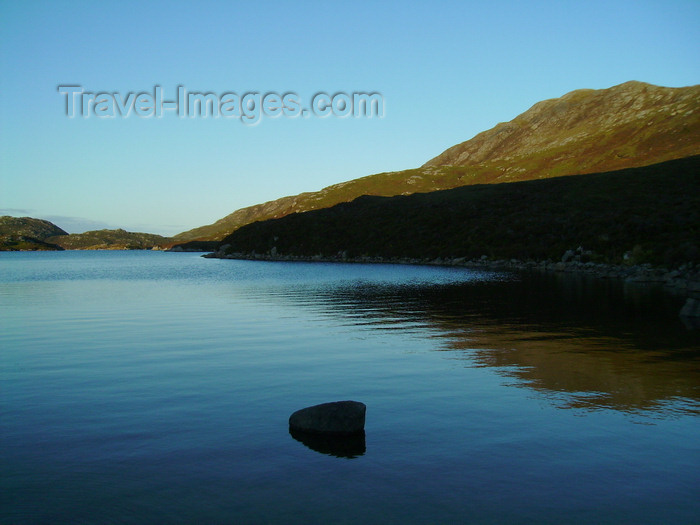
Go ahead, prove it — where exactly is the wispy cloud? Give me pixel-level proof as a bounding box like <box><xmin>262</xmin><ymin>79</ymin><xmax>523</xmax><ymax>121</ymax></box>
<box><xmin>0</xmin><ymin>208</ymin><xmax>33</xmax><ymax>216</ymax></box>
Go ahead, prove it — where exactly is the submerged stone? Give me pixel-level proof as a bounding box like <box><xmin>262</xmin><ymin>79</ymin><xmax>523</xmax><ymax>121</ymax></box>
<box><xmin>289</xmin><ymin>400</ymin><xmax>366</xmax><ymax>435</ymax></box>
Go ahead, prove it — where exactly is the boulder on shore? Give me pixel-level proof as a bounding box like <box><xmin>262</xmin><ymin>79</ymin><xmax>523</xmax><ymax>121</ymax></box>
<box><xmin>289</xmin><ymin>400</ymin><xmax>366</xmax><ymax>435</ymax></box>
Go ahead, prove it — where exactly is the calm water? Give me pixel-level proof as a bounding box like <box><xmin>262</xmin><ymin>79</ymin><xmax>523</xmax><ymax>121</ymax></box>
<box><xmin>1</xmin><ymin>251</ymin><xmax>698</xmax><ymax>524</ymax></box>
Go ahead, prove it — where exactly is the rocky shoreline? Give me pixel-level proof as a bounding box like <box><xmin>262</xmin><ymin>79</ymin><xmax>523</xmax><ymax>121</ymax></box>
<box><xmin>204</xmin><ymin>247</ymin><xmax>700</xmax><ymax>306</ymax></box>
<box><xmin>206</xmin><ymin>248</ymin><xmax>700</xmax><ymax>323</ymax></box>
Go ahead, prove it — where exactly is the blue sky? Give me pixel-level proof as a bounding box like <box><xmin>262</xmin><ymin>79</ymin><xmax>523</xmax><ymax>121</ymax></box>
<box><xmin>1</xmin><ymin>0</ymin><xmax>698</xmax><ymax>235</ymax></box>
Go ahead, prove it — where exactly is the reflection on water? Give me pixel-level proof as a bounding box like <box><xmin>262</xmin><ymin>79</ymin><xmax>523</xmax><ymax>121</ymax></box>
<box><xmin>2</xmin><ymin>253</ymin><xmax>698</xmax><ymax>524</ymax></box>
<box><xmin>275</xmin><ymin>268</ymin><xmax>699</xmax><ymax>416</ymax></box>
<box><xmin>289</xmin><ymin>428</ymin><xmax>366</xmax><ymax>458</ymax></box>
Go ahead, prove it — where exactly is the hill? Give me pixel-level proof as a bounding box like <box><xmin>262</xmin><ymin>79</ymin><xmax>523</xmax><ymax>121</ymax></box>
<box><xmin>0</xmin><ymin>216</ymin><xmax>172</xmax><ymax>251</ymax></box>
<box><xmin>46</xmin><ymin>229</ymin><xmax>171</xmax><ymax>250</ymax></box>
<box><xmin>423</xmin><ymin>81</ymin><xmax>699</xmax><ymax>172</ymax></box>
<box><xmin>0</xmin><ymin>216</ymin><xmax>67</xmax><ymax>251</ymax></box>
<box><xmin>174</xmin><ymin>81</ymin><xmax>700</xmax><ymax>243</ymax></box>
<box><xmin>214</xmin><ymin>156</ymin><xmax>700</xmax><ymax>268</ymax></box>
<box><xmin>0</xmin><ymin>215</ymin><xmax>67</xmax><ymax>239</ymax></box>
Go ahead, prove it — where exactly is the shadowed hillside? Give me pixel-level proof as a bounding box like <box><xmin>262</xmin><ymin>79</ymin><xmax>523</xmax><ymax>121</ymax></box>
<box><xmin>216</xmin><ymin>156</ymin><xmax>700</xmax><ymax>268</ymax></box>
<box><xmin>175</xmin><ymin>81</ymin><xmax>699</xmax><ymax>243</ymax></box>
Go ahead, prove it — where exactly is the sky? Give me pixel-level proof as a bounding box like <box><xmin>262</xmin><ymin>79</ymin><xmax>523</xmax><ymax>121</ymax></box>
<box><xmin>1</xmin><ymin>0</ymin><xmax>698</xmax><ymax>236</ymax></box>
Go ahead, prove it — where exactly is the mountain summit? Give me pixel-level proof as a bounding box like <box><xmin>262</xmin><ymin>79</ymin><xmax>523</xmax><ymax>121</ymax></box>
<box><xmin>423</xmin><ymin>81</ymin><xmax>699</xmax><ymax>175</ymax></box>
<box><xmin>174</xmin><ymin>81</ymin><xmax>699</xmax><ymax>243</ymax></box>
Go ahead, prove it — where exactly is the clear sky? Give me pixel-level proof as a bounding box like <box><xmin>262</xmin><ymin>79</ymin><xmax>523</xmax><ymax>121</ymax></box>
<box><xmin>1</xmin><ymin>0</ymin><xmax>698</xmax><ymax>235</ymax></box>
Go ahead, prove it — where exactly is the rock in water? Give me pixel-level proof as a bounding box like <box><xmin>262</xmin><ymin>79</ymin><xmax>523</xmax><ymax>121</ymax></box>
<box><xmin>289</xmin><ymin>400</ymin><xmax>366</xmax><ymax>435</ymax></box>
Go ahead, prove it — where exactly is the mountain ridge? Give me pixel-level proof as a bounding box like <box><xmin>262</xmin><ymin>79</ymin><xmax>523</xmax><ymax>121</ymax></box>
<box><xmin>423</xmin><ymin>81</ymin><xmax>698</xmax><ymax>170</ymax></box>
<box><xmin>173</xmin><ymin>80</ymin><xmax>699</xmax><ymax>243</ymax></box>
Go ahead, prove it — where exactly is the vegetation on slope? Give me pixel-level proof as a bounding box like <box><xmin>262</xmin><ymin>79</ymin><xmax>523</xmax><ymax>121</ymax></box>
<box><xmin>0</xmin><ymin>235</ymin><xmax>65</xmax><ymax>251</ymax></box>
<box><xmin>0</xmin><ymin>216</ymin><xmax>67</xmax><ymax>251</ymax></box>
<box><xmin>218</xmin><ymin>156</ymin><xmax>700</xmax><ymax>268</ymax></box>
<box><xmin>0</xmin><ymin>216</ymin><xmax>175</xmax><ymax>251</ymax></box>
<box><xmin>0</xmin><ymin>216</ymin><xmax>67</xmax><ymax>239</ymax></box>
<box><xmin>0</xmin><ymin>215</ymin><xmax>173</xmax><ymax>251</ymax></box>
<box><xmin>175</xmin><ymin>81</ymin><xmax>700</xmax><ymax>243</ymax></box>
<box><xmin>46</xmin><ymin>229</ymin><xmax>171</xmax><ymax>250</ymax></box>
<box><xmin>424</xmin><ymin>81</ymin><xmax>699</xmax><ymax>172</ymax></box>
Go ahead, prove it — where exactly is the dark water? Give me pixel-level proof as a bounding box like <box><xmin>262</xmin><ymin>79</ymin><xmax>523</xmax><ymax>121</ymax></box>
<box><xmin>1</xmin><ymin>251</ymin><xmax>698</xmax><ymax>524</ymax></box>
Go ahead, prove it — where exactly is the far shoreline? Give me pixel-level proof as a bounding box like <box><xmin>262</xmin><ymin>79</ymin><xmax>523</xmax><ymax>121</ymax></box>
<box><xmin>203</xmin><ymin>249</ymin><xmax>700</xmax><ymax>301</ymax></box>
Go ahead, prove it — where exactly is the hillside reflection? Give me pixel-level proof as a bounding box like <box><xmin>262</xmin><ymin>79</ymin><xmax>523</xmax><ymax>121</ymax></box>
<box><xmin>292</xmin><ymin>269</ymin><xmax>700</xmax><ymax>415</ymax></box>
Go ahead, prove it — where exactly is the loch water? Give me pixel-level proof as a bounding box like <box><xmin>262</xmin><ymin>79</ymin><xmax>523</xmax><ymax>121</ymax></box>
<box><xmin>1</xmin><ymin>251</ymin><xmax>698</xmax><ymax>524</ymax></box>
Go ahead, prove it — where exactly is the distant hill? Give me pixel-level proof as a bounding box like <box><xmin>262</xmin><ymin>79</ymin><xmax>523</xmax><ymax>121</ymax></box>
<box><xmin>0</xmin><ymin>216</ymin><xmax>67</xmax><ymax>251</ymax></box>
<box><xmin>0</xmin><ymin>216</ymin><xmax>171</xmax><ymax>251</ymax></box>
<box><xmin>46</xmin><ymin>229</ymin><xmax>170</xmax><ymax>250</ymax></box>
<box><xmin>215</xmin><ymin>156</ymin><xmax>700</xmax><ymax>268</ymax></box>
<box><xmin>174</xmin><ymin>81</ymin><xmax>700</xmax><ymax>243</ymax></box>
<box><xmin>0</xmin><ymin>216</ymin><xmax>67</xmax><ymax>239</ymax></box>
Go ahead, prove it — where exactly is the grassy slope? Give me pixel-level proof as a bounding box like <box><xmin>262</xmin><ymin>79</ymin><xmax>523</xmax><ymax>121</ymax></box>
<box><xmin>175</xmin><ymin>81</ymin><xmax>700</xmax><ymax>242</ymax></box>
<box><xmin>0</xmin><ymin>216</ymin><xmax>67</xmax><ymax>238</ymax></box>
<box><xmin>423</xmin><ymin>82</ymin><xmax>700</xmax><ymax>172</ymax></box>
<box><xmin>220</xmin><ymin>156</ymin><xmax>700</xmax><ymax>267</ymax></box>
<box><xmin>0</xmin><ymin>216</ymin><xmax>68</xmax><ymax>251</ymax></box>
